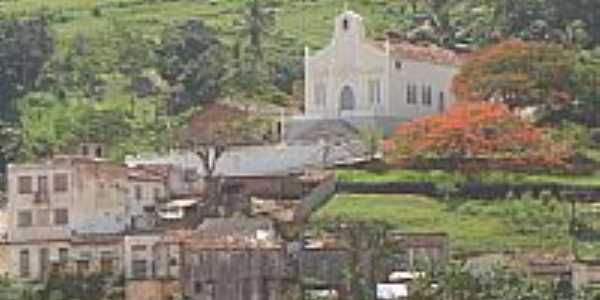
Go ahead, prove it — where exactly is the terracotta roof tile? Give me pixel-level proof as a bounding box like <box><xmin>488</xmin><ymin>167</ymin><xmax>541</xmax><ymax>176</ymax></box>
<box><xmin>372</xmin><ymin>40</ymin><xmax>467</xmax><ymax>66</ymax></box>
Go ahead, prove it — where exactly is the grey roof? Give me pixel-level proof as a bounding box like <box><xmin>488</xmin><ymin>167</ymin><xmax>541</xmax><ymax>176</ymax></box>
<box><xmin>196</xmin><ymin>217</ymin><xmax>274</xmax><ymax>238</ymax></box>
<box><xmin>127</xmin><ymin>143</ymin><xmax>368</xmax><ymax>177</ymax></box>
<box><xmin>284</xmin><ymin>118</ymin><xmax>361</xmax><ymax>142</ymax></box>
<box><xmin>286</xmin><ymin>116</ymin><xmax>412</xmax><ymax>139</ymax></box>
<box><xmin>125</xmin><ymin>117</ymin><xmax>407</xmax><ymax>177</ymax></box>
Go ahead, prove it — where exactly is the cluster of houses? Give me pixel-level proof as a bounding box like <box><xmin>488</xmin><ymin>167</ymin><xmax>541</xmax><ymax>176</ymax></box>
<box><xmin>0</xmin><ymin>142</ymin><xmax>449</xmax><ymax>300</ymax></box>
<box><xmin>0</xmin><ymin>10</ymin><xmax>469</xmax><ymax>300</ymax></box>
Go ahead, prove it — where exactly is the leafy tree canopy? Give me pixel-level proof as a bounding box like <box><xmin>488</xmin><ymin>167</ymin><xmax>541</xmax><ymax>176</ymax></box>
<box><xmin>385</xmin><ymin>102</ymin><xmax>573</xmax><ymax>174</ymax></box>
<box><xmin>453</xmin><ymin>40</ymin><xmax>576</xmax><ymax>112</ymax></box>
<box><xmin>0</xmin><ymin>13</ymin><xmax>54</xmax><ymax>122</ymax></box>
<box><xmin>155</xmin><ymin>20</ymin><xmax>227</xmax><ymax>114</ymax></box>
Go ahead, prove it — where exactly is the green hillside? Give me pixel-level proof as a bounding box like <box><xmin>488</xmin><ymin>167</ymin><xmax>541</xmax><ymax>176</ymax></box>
<box><xmin>313</xmin><ymin>194</ymin><xmax>600</xmax><ymax>258</ymax></box>
<box><xmin>0</xmin><ymin>0</ymin><xmax>598</xmax><ymax>165</ymax></box>
<box><xmin>1</xmin><ymin>0</ymin><xmax>404</xmax><ymax>51</ymax></box>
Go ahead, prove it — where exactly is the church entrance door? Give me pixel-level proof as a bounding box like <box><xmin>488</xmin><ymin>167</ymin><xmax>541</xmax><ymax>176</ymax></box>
<box><xmin>340</xmin><ymin>85</ymin><xmax>356</xmax><ymax>113</ymax></box>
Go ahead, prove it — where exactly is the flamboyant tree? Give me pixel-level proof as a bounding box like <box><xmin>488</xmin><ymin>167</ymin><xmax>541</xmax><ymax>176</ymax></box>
<box><xmin>384</xmin><ymin>102</ymin><xmax>573</xmax><ymax>173</ymax></box>
<box><xmin>453</xmin><ymin>40</ymin><xmax>576</xmax><ymax>113</ymax></box>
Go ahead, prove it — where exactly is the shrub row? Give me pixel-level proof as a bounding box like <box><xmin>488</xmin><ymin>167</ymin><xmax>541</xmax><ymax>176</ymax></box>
<box><xmin>337</xmin><ymin>181</ymin><xmax>600</xmax><ymax>201</ymax></box>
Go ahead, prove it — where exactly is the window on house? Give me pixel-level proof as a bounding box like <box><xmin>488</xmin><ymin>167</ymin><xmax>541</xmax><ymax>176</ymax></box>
<box><xmin>37</xmin><ymin>209</ymin><xmax>50</xmax><ymax>227</ymax></box>
<box><xmin>17</xmin><ymin>211</ymin><xmax>32</xmax><ymax>227</ymax></box>
<box><xmin>194</xmin><ymin>281</ymin><xmax>203</xmax><ymax>294</ymax></box>
<box><xmin>169</xmin><ymin>257</ymin><xmax>178</xmax><ymax>266</ymax></box>
<box><xmin>343</xmin><ymin>18</ymin><xmax>349</xmax><ymax>30</ymax></box>
<box><xmin>422</xmin><ymin>85</ymin><xmax>432</xmax><ymax>106</ymax></box>
<box><xmin>395</xmin><ymin>61</ymin><xmax>403</xmax><ymax>69</ymax></box>
<box><xmin>54</xmin><ymin>209</ymin><xmax>69</xmax><ymax>225</ymax></box>
<box><xmin>153</xmin><ymin>187</ymin><xmax>161</xmax><ymax>201</ymax></box>
<box><xmin>58</xmin><ymin>248</ymin><xmax>69</xmax><ymax>263</ymax></box>
<box><xmin>132</xmin><ymin>245</ymin><xmax>147</xmax><ymax>252</ymax></box>
<box><xmin>406</xmin><ymin>84</ymin><xmax>417</xmax><ymax>104</ymax></box>
<box><xmin>19</xmin><ymin>250</ymin><xmax>29</xmax><ymax>278</ymax></box>
<box><xmin>439</xmin><ymin>91</ymin><xmax>446</xmax><ymax>113</ymax></box>
<box><xmin>368</xmin><ymin>79</ymin><xmax>381</xmax><ymax>104</ymax></box>
<box><xmin>132</xmin><ymin>259</ymin><xmax>147</xmax><ymax>279</ymax></box>
<box><xmin>76</xmin><ymin>259</ymin><xmax>90</xmax><ymax>275</ymax></box>
<box><xmin>37</xmin><ymin>176</ymin><xmax>48</xmax><ymax>193</ymax></box>
<box><xmin>100</xmin><ymin>251</ymin><xmax>114</xmax><ymax>274</ymax></box>
<box><xmin>53</xmin><ymin>173</ymin><xmax>68</xmax><ymax>192</ymax></box>
<box><xmin>18</xmin><ymin>176</ymin><xmax>33</xmax><ymax>194</ymax></box>
<box><xmin>82</xmin><ymin>145</ymin><xmax>89</xmax><ymax>156</ymax></box>
<box><xmin>314</xmin><ymin>83</ymin><xmax>326</xmax><ymax>107</ymax></box>
<box><xmin>134</xmin><ymin>185</ymin><xmax>142</xmax><ymax>201</ymax></box>
<box><xmin>95</xmin><ymin>146</ymin><xmax>103</xmax><ymax>158</ymax></box>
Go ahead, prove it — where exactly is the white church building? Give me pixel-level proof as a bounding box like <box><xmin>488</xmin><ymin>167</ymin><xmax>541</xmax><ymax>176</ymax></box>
<box><xmin>301</xmin><ymin>10</ymin><xmax>464</xmax><ymax>124</ymax></box>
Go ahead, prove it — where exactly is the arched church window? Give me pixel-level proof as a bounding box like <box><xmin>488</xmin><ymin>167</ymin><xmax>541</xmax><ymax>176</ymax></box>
<box><xmin>340</xmin><ymin>86</ymin><xmax>356</xmax><ymax>111</ymax></box>
<box><xmin>343</xmin><ymin>18</ymin><xmax>349</xmax><ymax>30</ymax></box>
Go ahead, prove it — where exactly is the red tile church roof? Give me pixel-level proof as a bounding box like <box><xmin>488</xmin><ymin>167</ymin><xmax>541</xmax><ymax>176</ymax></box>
<box><xmin>371</xmin><ymin>40</ymin><xmax>468</xmax><ymax>66</ymax></box>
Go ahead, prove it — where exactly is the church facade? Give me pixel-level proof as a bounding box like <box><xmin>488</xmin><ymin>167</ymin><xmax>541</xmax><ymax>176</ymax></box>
<box><xmin>303</xmin><ymin>11</ymin><xmax>463</xmax><ymax>122</ymax></box>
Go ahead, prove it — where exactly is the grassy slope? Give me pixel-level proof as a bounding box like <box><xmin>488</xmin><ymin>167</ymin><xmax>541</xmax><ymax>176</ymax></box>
<box><xmin>1</xmin><ymin>0</ymin><xmax>410</xmax><ymax>53</ymax></box>
<box><xmin>313</xmin><ymin>194</ymin><xmax>573</xmax><ymax>255</ymax></box>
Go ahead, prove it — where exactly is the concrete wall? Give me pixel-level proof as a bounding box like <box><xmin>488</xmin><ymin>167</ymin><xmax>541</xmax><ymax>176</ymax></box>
<box><xmin>125</xmin><ymin>280</ymin><xmax>181</xmax><ymax>300</ymax></box>
<box><xmin>0</xmin><ymin>244</ymin><xmax>11</xmax><ymax>277</ymax></box>
<box><xmin>183</xmin><ymin>248</ymin><xmax>292</xmax><ymax>300</ymax></box>
<box><xmin>294</xmin><ymin>174</ymin><xmax>336</xmax><ymax>222</ymax></box>
<box><xmin>389</xmin><ymin>59</ymin><xmax>458</xmax><ymax>119</ymax></box>
<box><xmin>72</xmin><ymin>162</ymin><xmax>129</xmax><ymax>233</ymax></box>
<box><xmin>2</xmin><ymin>239</ymin><xmax>123</xmax><ymax>281</ymax></box>
<box><xmin>225</xmin><ymin>176</ymin><xmax>307</xmax><ymax>199</ymax></box>
<box><xmin>573</xmin><ymin>262</ymin><xmax>600</xmax><ymax>289</ymax></box>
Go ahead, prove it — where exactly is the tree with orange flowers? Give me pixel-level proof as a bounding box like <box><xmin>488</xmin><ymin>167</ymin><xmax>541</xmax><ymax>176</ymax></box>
<box><xmin>453</xmin><ymin>40</ymin><xmax>576</xmax><ymax>112</ymax></box>
<box><xmin>385</xmin><ymin>102</ymin><xmax>573</xmax><ymax>173</ymax></box>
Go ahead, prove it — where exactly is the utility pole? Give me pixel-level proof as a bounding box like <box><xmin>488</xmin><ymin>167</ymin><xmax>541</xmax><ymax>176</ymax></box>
<box><xmin>570</xmin><ymin>197</ymin><xmax>578</xmax><ymax>261</ymax></box>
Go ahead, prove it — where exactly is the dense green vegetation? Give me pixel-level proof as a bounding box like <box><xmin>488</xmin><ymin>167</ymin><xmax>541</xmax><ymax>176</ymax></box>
<box><xmin>313</xmin><ymin>194</ymin><xmax>573</xmax><ymax>254</ymax></box>
<box><xmin>0</xmin><ymin>0</ymin><xmax>598</xmax><ymax>165</ymax></box>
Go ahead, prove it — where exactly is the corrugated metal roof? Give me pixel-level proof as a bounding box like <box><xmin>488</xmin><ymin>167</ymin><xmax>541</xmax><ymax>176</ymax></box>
<box><xmin>127</xmin><ymin>143</ymin><xmax>365</xmax><ymax>177</ymax></box>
